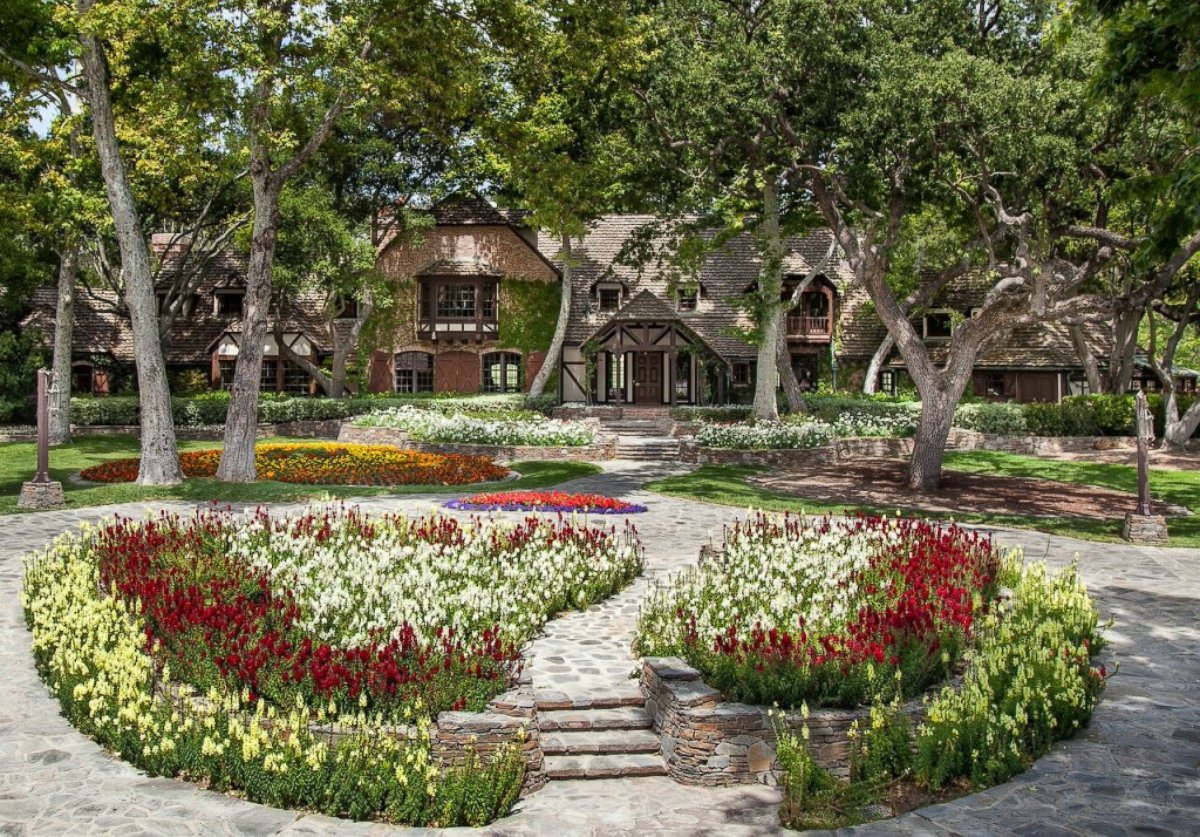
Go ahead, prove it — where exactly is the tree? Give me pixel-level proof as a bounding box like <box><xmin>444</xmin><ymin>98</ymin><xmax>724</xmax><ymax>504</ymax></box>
<box><xmin>485</xmin><ymin>0</ymin><xmax>646</xmax><ymax>400</ymax></box>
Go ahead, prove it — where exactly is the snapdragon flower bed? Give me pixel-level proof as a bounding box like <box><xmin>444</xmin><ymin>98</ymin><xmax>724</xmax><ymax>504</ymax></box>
<box><xmin>637</xmin><ymin>513</ymin><xmax>1002</xmax><ymax>707</ymax></box>
<box><xmin>445</xmin><ymin>490</ymin><xmax>647</xmax><ymax>514</ymax></box>
<box><xmin>21</xmin><ymin>504</ymin><xmax>642</xmax><ymax>824</ymax></box>
<box><xmin>78</xmin><ymin>442</ymin><xmax>508</xmax><ymax>486</ymax></box>
<box><xmin>355</xmin><ymin>406</ymin><xmax>594</xmax><ymax>447</ymax></box>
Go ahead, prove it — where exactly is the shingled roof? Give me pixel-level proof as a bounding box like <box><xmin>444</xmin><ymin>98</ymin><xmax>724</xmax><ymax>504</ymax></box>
<box><xmin>542</xmin><ymin>216</ymin><xmax>854</xmax><ymax>361</ymax></box>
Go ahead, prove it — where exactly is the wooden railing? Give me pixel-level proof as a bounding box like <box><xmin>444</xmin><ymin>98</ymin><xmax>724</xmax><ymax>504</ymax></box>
<box><xmin>786</xmin><ymin>314</ymin><xmax>832</xmax><ymax>338</ymax></box>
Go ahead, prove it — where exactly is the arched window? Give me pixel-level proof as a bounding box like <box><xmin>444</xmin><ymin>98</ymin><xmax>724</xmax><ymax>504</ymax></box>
<box><xmin>395</xmin><ymin>351</ymin><xmax>434</xmax><ymax>393</ymax></box>
<box><xmin>481</xmin><ymin>352</ymin><xmax>522</xmax><ymax>393</ymax></box>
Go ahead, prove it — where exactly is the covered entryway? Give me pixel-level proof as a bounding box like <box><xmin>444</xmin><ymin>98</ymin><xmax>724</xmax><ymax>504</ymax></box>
<box><xmin>581</xmin><ymin>290</ymin><xmax>725</xmax><ymax>406</ymax></box>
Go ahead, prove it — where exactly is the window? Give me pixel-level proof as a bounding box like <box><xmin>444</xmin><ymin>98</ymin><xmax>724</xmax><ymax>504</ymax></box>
<box><xmin>481</xmin><ymin>282</ymin><xmax>497</xmax><ymax>319</ymax></box>
<box><xmin>259</xmin><ymin>359</ymin><xmax>279</xmax><ymax>392</ymax></box>
<box><xmin>879</xmin><ymin>370</ymin><xmax>896</xmax><ymax>396</ymax></box>
<box><xmin>606</xmin><ymin>352</ymin><xmax>626</xmax><ymax>398</ymax></box>
<box><xmin>395</xmin><ymin>351</ymin><xmax>434</xmax><ymax>393</ymax></box>
<box><xmin>677</xmin><ymin>289</ymin><xmax>698</xmax><ymax>312</ymax></box>
<box><xmin>482</xmin><ymin>352</ymin><xmax>522</xmax><ymax>393</ymax></box>
<box><xmin>218</xmin><ymin>359</ymin><xmax>237</xmax><ymax>390</ymax></box>
<box><xmin>335</xmin><ymin>296</ymin><xmax>358</xmax><ymax>319</ymax></box>
<box><xmin>436</xmin><ymin>284</ymin><xmax>477</xmax><ymax>319</ymax></box>
<box><xmin>923</xmin><ymin>311</ymin><xmax>954</xmax><ymax>341</ymax></box>
<box><xmin>675</xmin><ymin>353</ymin><xmax>692</xmax><ymax>401</ymax></box>
<box><xmin>732</xmin><ymin>362</ymin><xmax>751</xmax><ymax>387</ymax></box>
<box><xmin>282</xmin><ymin>361</ymin><xmax>310</xmax><ymax>395</ymax></box>
<box><xmin>215</xmin><ymin>291</ymin><xmax>244</xmax><ymax>317</ymax></box>
<box><xmin>70</xmin><ymin>363</ymin><xmax>94</xmax><ymax>395</ymax></box>
<box><xmin>598</xmin><ymin>286</ymin><xmax>622</xmax><ymax>313</ymax></box>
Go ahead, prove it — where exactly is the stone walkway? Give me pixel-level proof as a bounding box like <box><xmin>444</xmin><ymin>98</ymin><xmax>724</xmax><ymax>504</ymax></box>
<box><xmin>2</xmin><ymin>461</ymin><xmax>1199</xmax><ymax>835</ymax></box>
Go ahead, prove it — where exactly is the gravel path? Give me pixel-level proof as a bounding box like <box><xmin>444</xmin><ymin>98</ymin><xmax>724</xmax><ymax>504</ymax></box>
<box><xmin>2</xmin><ymin>461</ymin><xmax>1198</xmax><ymax>835</ymax></box>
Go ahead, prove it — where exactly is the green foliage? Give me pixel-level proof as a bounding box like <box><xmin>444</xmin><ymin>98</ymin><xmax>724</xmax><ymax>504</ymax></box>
<box><xmin>914</xmin><ymin>559</ymin><xmax>1107</xmax><ymax>791</ymax></box>
<box><xmin>0</xmin><ymin>331</ymin><xmax>44</xmax><ymax>416</ymax></box>
<box><xmin>169</xmin><ymin>369</ymin><xmax>211</xmax><ymax>396</ymax></box>
<box><xmin>497</xmin><ymin>278</ymin><xmax>561</xmax><ymax>357</ymax></box>
<box><xmin>952</xmin><ymin>402</ymin><xmax>1028</xmax><ymax>435</ymax></box>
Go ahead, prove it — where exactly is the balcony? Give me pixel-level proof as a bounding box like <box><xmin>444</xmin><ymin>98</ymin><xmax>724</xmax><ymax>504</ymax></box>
<box><xmin>786</xmin><ymin>314</ymin><xmax>832</xmax><ymax>341</ymax></box>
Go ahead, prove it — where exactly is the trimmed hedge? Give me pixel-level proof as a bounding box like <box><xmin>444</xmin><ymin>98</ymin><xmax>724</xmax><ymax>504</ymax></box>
<box><xmin>67</xmin><ymin>392</ymin><xmax>537</xmax><ymax>428</ymax></box>
<box><xmin>953</xmin><ymin>393</ymin><xmax>1197</xmax><ymax>438</ymax></box>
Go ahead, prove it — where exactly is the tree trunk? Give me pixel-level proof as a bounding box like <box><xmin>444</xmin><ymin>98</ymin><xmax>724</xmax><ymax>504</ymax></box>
<box><xmin>77</xmin><ymin>13</ymin><xmax>182</xmax><ymax>485</ymax></box>
<box><xmin>776</xmin><ymin>328</ymin><xmax>805</xmax><ymax>413</ymax></box>
<box><xmin>862</xmin><ymin>333</ymin><xmax>895</xmax><ymax>395</ymax></box>
<box><xmin>1163</xmin><ymin>399</ymin><xmax>1200</xmax><ymax>449</ymax></box>
<box><xmin>907</xmin><ymin>384</ymin><xmax>957</xmax><ymax>490</ymax></box>
<box><xmin>529</xmin><ymin>234</ymin><xmax>573</xmax><ymax>399</ymax></box>
<box><xmin>1109</xmin><ymin>307</ymin><xmax>1140</xmax><ymax>393</ymax></box>
<box><xmin>217</xmin><ymin>177</ymin><xmax>280</xmax><ymax>482</ymax></box>
<box><xmin>1070</xmin><ymin>324</ymin><xmax>1105</xmax><ymax>394</ymax></box>
<box><xmin>753</xmin><ymin>178</ymin><xmax>784</xmax><ymax>422</ymax></box>
<box><xmin>49</xmin><ymin>248</ymin><xmax>78</xmax><ymax>445</ymax></box>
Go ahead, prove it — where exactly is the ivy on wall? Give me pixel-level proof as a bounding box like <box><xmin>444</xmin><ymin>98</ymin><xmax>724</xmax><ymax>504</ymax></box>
<box><xmin>498</xmin><ymin>278</ymin><xmax>561</xmax><ymax>356</ymax></box>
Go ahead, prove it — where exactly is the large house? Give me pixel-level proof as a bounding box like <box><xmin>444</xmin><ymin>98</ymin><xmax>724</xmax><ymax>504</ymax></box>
<box><xmin>29</xmin><ymin>194</ymin><xmax>1188</xmax><ymax>404</ymax></box>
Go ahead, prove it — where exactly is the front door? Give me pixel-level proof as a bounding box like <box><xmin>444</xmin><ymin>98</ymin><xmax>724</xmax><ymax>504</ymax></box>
<box><xmin>633</xmin><ymin>352</ymin><xmax>662</xmax><ymax>404</ymax></box>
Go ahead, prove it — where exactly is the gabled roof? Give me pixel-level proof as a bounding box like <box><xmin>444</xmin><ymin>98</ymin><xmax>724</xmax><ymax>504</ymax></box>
<box><xmin>584</xmin><ymin>289</ymin><xmax>726</xmax><ymax>361</ymax></box>
<box><xmin>431</xmin><ymin>193</ymin><xmax>513</xmax><ymax>226</ymax></box>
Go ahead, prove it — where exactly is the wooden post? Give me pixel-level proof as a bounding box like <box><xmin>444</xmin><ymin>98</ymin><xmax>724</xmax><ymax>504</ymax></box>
<box><xmin>1136</xmin><ymin>390</ymin><xmax>1152</xmax><ymax>516</ymax></box>
<box><xmin>1123</xmin><ymin>390</ymin><xmax>1168</xmax><ymax>542</ymax></box>
<box><xmin>19</xmin><ymin>368</ymin><xmax>66</xmax><ymax>508</ymax></box>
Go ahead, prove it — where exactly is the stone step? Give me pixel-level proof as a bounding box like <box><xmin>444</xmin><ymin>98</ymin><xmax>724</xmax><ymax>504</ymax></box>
<box><xmin>541</xmin><ymin>729</ymin><xmax>661</xmax><ymax>756</ymax></box>
<box><xmin>533</xmin><ymin>689</ymin><xmax>645</xmax><ymax>711</ymax></box>
<box><xmin>537</xmin><ymin>706</ymin><xmax>653</xmax><ymax>732</ymax></box>
<box><xmin>544</xmin><ymin>753</ymin><xmax>668</xmax><ymax>780</ymax></box>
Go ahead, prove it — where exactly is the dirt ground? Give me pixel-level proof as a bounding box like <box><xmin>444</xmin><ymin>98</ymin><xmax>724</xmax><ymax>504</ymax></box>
<box><xmin>750</xmin><ymin>459</ymin><xmax>1190</xmax><ymax>521</ymax></box>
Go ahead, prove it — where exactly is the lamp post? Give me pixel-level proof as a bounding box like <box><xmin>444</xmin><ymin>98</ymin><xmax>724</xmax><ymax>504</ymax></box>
<box><xmin>18</xmin><ymin>369</ymin><xmax>66</xmax><ymax>509</ymax></box>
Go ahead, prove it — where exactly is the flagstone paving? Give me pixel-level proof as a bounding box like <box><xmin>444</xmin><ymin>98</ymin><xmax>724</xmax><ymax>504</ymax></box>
<box><xmin>1</xmin><ymin>460</ymin><xmax>1198</xmax><ymax>835</ymax></box>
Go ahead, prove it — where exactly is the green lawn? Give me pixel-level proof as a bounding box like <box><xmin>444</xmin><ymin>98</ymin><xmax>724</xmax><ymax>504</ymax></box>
<box><xmin>647</xmin><ymin>451</ymin><xmax>1200</xmax><ymax>547</ymax></box>
<box><xmin>0</xmin><ymin>435</ymin><xmax>599</xmax><ymax>514</ymax></box>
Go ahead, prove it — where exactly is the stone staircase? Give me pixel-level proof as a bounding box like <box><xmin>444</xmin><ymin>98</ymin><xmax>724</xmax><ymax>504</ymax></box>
<box><xmin>597</xmin><ymin>412</ymin><xmax>681</xmax><ymax>461</ymax></box>
<box><xmin>536</xmin><ymin>694</ymin><xmax>667</xmax><ymax>780</ymax></box>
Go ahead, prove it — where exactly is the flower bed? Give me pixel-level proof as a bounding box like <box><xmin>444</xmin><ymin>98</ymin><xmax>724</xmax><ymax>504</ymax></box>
<box><xmin>637</xmin><ymin>513</ymin><xmax>1001</xmax><ymax>708</ymax></box>
<box><xmin>78</xmin><ymin>442</ymin><xmax>509</xmax><ymax>486</ymax></box>
<box><xmin>355</xmin><ymin>406</ymin><xmax>594</xmax><ymax>447</ymax></box>
<box><xmin>695</xmin><ymin>420</ymin><xmax>836</xmax><ymax>450</ymax></box>
<box><xmin>21</xmin><ymin>505</ymin><xmax>642</xmax><ymax>823</ymax></box>
<box><xmin>446</xmin><ymin>490</ymin><xmax>647</xmax><ymax>514</ymax></box>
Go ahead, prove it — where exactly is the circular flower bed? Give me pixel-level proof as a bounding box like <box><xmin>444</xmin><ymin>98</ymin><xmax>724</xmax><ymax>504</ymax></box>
<box><xmin>22</xmin><ymin>505</ymin><xmax>642</xmax><ymax>824</ymax></box>
<box><xmin>445</xmin><ymin>490</ymin><xmax>647</xmax><ymax>514</ymax></box>
<box><xmin>78</xmin><ymin>442</ymin><xmax>508</xmax><ymax>485</ymax></box>
<box><xmin>638</xmin><ymin>513</ymin><xmax>1002</xmax><ymax>707</ymax></box>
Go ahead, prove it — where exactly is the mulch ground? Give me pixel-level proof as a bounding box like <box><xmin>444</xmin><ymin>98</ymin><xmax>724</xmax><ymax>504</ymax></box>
<box><xmin>750</xmin><ymin>460</ymin><xmax>1186</xmax><ymax>521</ymax></box>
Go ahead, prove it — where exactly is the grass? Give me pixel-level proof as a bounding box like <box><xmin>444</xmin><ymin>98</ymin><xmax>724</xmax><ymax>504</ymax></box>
<box><xmin>0</xmin><ymin>435</ymin><xmax>599</xmax><ymax>514</ymax></box>
<box><xmin>647</xmin><ymin>450</ymin><xmax>1200</xmax><ymax>548</ymax></box>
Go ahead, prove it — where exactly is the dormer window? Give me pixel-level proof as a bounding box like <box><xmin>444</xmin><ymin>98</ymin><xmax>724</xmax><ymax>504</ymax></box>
<box><xmin>597</xmin><ymin>286</ymin><xmax>622</xmax><ymax>314</ymax></box>
<box><xmin>215</xmin><ymin>290</ymin><xmax>245</xmax><ymax>317</ymax></box>
<box><xmin>922</xmin><ymin>310</ymin><xmax>954</xmax><ymax>341</ymax></box>
<box><xmin>677</xmin><ymin>288</ymin><xmax>698</xmax><ymax>312</ymax></box>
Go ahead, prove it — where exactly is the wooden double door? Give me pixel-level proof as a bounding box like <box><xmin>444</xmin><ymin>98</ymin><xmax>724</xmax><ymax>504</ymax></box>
<box><xmin>632</xmin><ymin>351</ymin><xmax>662</xmax><ymax>404</ymax></box>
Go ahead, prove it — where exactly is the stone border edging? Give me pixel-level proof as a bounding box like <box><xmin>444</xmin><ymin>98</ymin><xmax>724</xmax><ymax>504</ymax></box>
<box><xmin>639</xmin><ymin>656</ymin><xmax>929</xmax><ymax>787</ymax></box>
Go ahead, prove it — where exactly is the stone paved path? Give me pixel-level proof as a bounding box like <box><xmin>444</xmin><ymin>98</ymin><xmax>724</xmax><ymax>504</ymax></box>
<box><xmin>2</xmin><ymin>461</ymin><xmax>1199</xmax><ymax>835</ymax></box>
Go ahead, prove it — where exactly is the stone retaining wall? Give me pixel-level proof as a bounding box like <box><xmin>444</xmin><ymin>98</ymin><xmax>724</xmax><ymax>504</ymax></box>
<box><xmin>678</xmin><ymin>442</ymin><xmax>839</xmax><ymax>468</ymax></box>
<box><xmin>339</xmin><ymin>424</ymin><xmax>617</xmax><ymax>462</ymax></box>
<box><xmin>946</xmin><ymin>428</ymin><xmax>1137</xmax><ymax>454</ymax></box>
<box><xmin>640</xmin><ymin>656</ymin><xmax>927</xmax><ymax>786</ymax></box>
<box><xmin>436</xmin><ymin>677</ymin><xmax>546</xmax><ymax>795</ymax></box>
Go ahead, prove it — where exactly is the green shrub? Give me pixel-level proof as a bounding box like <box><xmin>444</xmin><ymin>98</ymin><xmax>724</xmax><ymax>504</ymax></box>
<box><xmin>671</xmin><ymin>405</ymin><xmax>753</xmax><ymax>422</ymax></box>
<box><xmin>1082</xmin><ymin>394</ymin><xmax>1134</xmax><ymax>435</ymax></box>
<box><xmin>0</xmin><ymin>396</ymin><xmax>23</xmax><ymax>424</ymax></box>
<box><xmin>953</xmin><ymin>402</ymin><xmax>1027</xmax><ymax>435</ymax></box>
